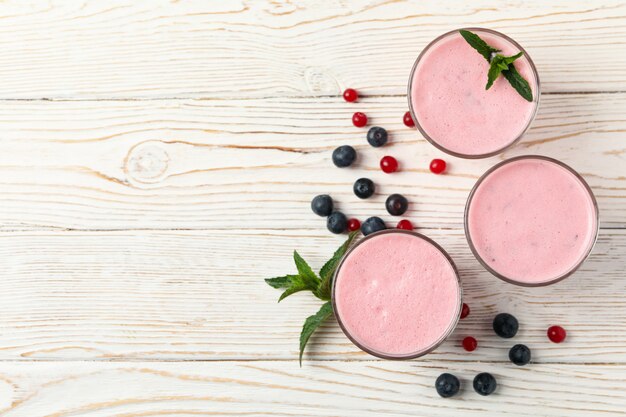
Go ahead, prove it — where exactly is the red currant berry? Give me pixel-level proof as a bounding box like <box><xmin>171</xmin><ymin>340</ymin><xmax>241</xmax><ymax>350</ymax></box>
<box><xmin>396</xmin><ymin>219</ymin><xmax>413</xmax><ymax>230</ymax></box>
<box><xmin>403</xmin><ymin>111</ymin><xmax>415</xmax><ymax>127</ymax></box>
<box><xmin>429</xmin><ymin>158</ymin><xmax>447</xmax><ymax>174</ymax></box>
<box><xmin>343</xmin><ymin>88</ymin><xmax>358</xmax><ymax>102</ymax></box>
<box><xmin>380</xmin><ymin>156</ymin><xmax>398</xmax><ymax>173</ymax></box>
<box><xmin>347</xmin><ymin>218</ymin><xmax>361</xmax><ymax>232</ymax></box>
<box><xmin>462</xmin><ymin>336</ymin><xmax>477</xmax><ymax>352</ymax></box>
<box><xmin>547</xmin><ymin>325</ymin><xmax>566</xmax><ymax>343</ymax></box>
<box><xmin>460</xmin><ymin>303</ymin><xmax>470</xmax><ymax>319</ymax></box>
<box><xmin>352</xmin><ymin>112</ymin><xmax>367</xmax><ymax>128</ymax></box>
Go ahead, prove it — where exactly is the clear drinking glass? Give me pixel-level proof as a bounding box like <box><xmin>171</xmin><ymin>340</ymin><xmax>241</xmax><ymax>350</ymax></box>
<box><xmin>332</xmin><ymin>230</ymin><xmax>462</xmax><ymax>359</ymax></box>
<box><xmin>465</xmin><ymin>155</ymin><xmax>599</xmax><ymax>286</ymax></box>
<box><xmin>408</xmin><ymin>28</ymin><xmax>540</xmax><ymax>158</ymax></box>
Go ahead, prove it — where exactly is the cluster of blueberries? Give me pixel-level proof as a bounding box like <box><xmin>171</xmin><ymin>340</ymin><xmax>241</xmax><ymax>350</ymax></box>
<box><xmin>436</xmin><ymin>313</ymin><xmax>531</xmax><ymax>397</ymax></box>
<box><xmin>311</xmin><ymin>126</ymin><xmax>409</xmax><ymax>235</ymax></box>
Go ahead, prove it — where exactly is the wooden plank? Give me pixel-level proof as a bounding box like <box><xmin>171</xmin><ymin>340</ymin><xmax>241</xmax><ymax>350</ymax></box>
<box><xmin>0</xmin><ymin>1</ymin><xmax>625</xmax><ymax>99</ymax></box>
<box><xmin>0</xmin><ymin>361</ymin><xmax>624</xmax><ymax>416</ymax></box>
<box><xmin>0</xmin><ymin>93</ymin><xmax>623</xmax><ymax>231</ymax></box>
<box><xmin>0</xmin><ymin>228</ymin><xmax>623</xmax><ymax>362</ymax></box>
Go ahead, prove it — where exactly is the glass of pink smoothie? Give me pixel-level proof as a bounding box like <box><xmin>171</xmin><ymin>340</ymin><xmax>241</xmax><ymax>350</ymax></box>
<box><xmin>408</xmin><ymin>28</ymin><xmax>540</xmax><ymax>158</ymax></box>
<box><xmin>465</xmin><ymin>155</ymin><xmax>599</xmax><ymax>286</ymax></box>
<box><xmin>332</xmin><ymin>230</ymin><xmax>462</xmax><ymax>359</ymax></box>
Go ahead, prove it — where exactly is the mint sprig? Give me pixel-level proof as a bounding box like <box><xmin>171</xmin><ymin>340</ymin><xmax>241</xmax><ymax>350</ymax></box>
<box><xmin>265</xmin><ymin>275</ymin><xmax>297</xmax><ymax>289</ymax></box>
<box><xmin>486</xmin><ymin>52</ymin><xmax>522</xmax><ymax>90</ymax></box>
<box><xmin>459</xmin><ymin>29</ymin><xmax>533</xmax><ymax>102</ymax></box>
<box><xmin>459</xmin><ymin>29</ymin><xmax>500</xmax><ymax>61</ymax></box>
<box><xmin>316</xmin><ymin>231</ymin><xmax>358</xmax><ymax>300</ymax></box>
<box><xmin>299</xmin><ymin>302</ymin><xmax>333</xmax><ymax>365</ymax></box>
<box><xmin>502</xmin><ymin>65</ymin><xmax>533</xmax><ymax>102</ymax></box>
<box><xmin>265</xmin><ymin>231</ymin><xmax>359</xmax><ymax>365</ymax></box>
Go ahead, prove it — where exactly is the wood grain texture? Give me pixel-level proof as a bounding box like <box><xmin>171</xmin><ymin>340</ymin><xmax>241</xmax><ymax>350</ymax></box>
<box><xmin>0</xmin><ymin>93</ymin><xmax>624</xmax><ymax>231</ymax></box>
<box><xmin>1</xmin><ymin>0</ymin><xmax>626</xmax><ymax>415</ymax></box>
<box><xmin>0</xmin><ymin>361</ymin><xmax>624</xmax><ymax>416</ymax></box>
<box><xmin>0</xmin><ymin>228</ymin><xmax>623</xmax><ymax>362</ymax></box>
<box><xmin>0</xmin><ymin>0</ymin><xmax>625</xmax><ymax>99</ymax></box>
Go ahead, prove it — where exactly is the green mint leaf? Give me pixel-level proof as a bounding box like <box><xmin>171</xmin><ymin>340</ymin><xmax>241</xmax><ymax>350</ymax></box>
<box><xmin>486</xmin><ymin>56</ymin><xmax>505</xmax><ymax>90</ymax></box>
<box><xmin>299</xmin><ymin>302</ymin><xmax>333</xmax><ymax>366</ymax></box>
<box><xmin>293</xmin><ymin>251</ymin><xmax>320</xmax><ymax>289</ymax></box>
<box><xmin>459</xmin><ymin>29</ymin><xmax>499</xmax><ymax>61</ymax></box>
<box><xmin>278</xmin><ymin>280</ymin><xmax>309</xmax><ymax>303</ymax></box>
<box><xmin>265</xmin><ymin>235</ymin><xmax>358</xmax><ymax>364</ymax></box>
<box><xmin>460</xmin><ymin>30</ymin><xmax>533</xmax><ymax>101</ymax></box>
<box><xmin>502</xmin><ymin>51</ymin><xmax>523</xmax><ymax>66</ymax></box>
<box><xmin>502</xmin><ymin>65</ymin><xmax>533</xmax><ymax>102</ymax></box>
<box><xmin>316</xmin><ymin>231</ymin><xmax>359</xmax><ymax>301</ymax></box>
<box><xmin>486</xmin><ymin>52</ymin><xmax>526</xmax><ymax>91</ymax></box>
<box><xmin>265</xmin><ymin>275</ymin><xmax>299</xmax><ymax>289</ymax></box>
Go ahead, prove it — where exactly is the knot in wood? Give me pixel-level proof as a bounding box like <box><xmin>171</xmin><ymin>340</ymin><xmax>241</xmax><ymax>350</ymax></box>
<box><xmin>125</xmin><ymin>142</ymin><xmax>170</xmax><ymax>184</ymax></box>
<box><xmin>304</xmin><ymin>66</ymin><xmax>340</xmax><ymax>95</ymax></box>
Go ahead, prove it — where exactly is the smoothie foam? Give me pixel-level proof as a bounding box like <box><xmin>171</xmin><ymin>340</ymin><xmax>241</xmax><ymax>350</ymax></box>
<box><xmin>409</xmin><ymin>29</ymin><xmax>538</xmax><ymax>157</ymax></box>
<box><xmin>466</xmin><ymin>157</ymin><xmax>598</xmax><ymax>285</ymax></box>
<box><xmin>333</xmin><ymin>231</ymin><xmax>460</xmax><ymax>358</ymax></box>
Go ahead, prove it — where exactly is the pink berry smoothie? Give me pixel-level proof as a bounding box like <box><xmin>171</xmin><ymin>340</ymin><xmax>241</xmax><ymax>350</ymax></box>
<box><xmin>408</xmin><ymin>28</ymin><xmax>539</xmax><ymax>158</ymax></box>
<box><xmin>332</xmin><ymin>230</ymin><xmax>461</xmax><ymax>359</ymax></box>
<box><xmin>466</xmin><ymin>156</ymin><xmax>598</xmax><ymax>286</ymax></box>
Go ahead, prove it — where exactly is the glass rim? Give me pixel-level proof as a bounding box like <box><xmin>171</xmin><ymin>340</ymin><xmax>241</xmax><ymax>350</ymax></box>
<box><xmin>407</xmin><ymin>27</ymin><xmax>541</xmax><ymax>159</ymax></box>
<box><xmin>331</xmin><ymin>229</ymin><xmax>462</xmax><ymax>360</ymax></box>
<box><xmin>464</xmin><ymin>155</ymin><xmax>600</xmax><ymax>287</ymax></box>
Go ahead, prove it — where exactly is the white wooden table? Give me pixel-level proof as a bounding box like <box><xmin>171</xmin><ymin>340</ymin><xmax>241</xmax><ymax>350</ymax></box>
<box><xmin>0</xmin><ymin>1</ymin><xmax>625</xmax><ymax>415</ymax></box>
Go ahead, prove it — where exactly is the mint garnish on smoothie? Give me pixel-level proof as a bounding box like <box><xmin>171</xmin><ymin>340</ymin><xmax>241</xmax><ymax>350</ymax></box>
<box><xmin>460</xmin><ymin>29</ymin><xmax>533</xmax><ymax>102</ymax></box>
<box><xmin>265</xmin><ymin>231</ymin><xmax>358</xmax><ymax>365</ymax></box>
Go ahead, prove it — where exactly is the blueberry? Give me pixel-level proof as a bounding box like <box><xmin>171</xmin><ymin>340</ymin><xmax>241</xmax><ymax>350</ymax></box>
<box><xmin>492</xmin><ymin>313</ymin><xmax>519</xmax><ymax>338</ymax></box>
<box><xmin>332</xmin><ymin>145</ymin><xmax>356</xmax><ymax>167</ymax></box>
<box><xmin>327</xmin><ymin>212</ymin><xmax>347</xmax><ymax>234</ymax></box>
<box><xmin>311</xmin><ymin>195</ymin><xmax>333</xmax><ymax>217</ymax></box>
<box><xmin>509</xmin><ymin>344</ymin><xmax>531</xmax><ymax>366</ymax></box>
<box><xmin>361</xmin><ymin>217</ymin><xmax>386</xmax><ymax>236</ymax></box>
<box><xmin>385</xmin><ymin>194</ymin><xmax>408</xmax><ymax>216</ymax></box>
<box><xmin>353</xmin><ymin>178</ymin><xmax>375</xmax><ymax>199</ymax></box>
<box><xmin>435</xmin><ymin>373</ymin><xmax>460</xmax><ymax>398</ymax></box>
<box><xmin>367</xmin><ymin>126</ymin><xmax>388</xmax><ymax>147</ymax></box>
<box><xmin>473</xmin><ymin>372</ymin><xmax>497</xmax><ymax>396</ymax></box>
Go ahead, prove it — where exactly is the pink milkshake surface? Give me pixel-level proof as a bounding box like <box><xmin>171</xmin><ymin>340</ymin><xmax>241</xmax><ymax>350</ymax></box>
<box><xmin>466</xmin><ymin>156</ymin><xmax>598</xmax><ymax>286</ymax></box>
<box><xmin>409</xmin><ymin>29</ymin><xmax>539</xmax><ymax>157</ymax></box>
<box><xmin>333</xmin><ymin>231</ymin><xmax>461</xmax><ymax>358</ymax></box>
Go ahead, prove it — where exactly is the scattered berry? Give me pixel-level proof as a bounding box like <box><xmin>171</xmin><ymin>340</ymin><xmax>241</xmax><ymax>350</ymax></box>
<box><xmin>473</xmin><ymin>373</ymin><xmax>497</xmax><ymax>396</ymax></box>
<box><xmin>509</xmin><ymin>344</ymin><xmax>531</xmax><ymax>366</ymax></box>
<box><xmin>311</xmin><ymin>195</ymin><xmax>333</xmax><ymax>217</ymax></box>
<box><xmin>547</xmin><ymin>325</ymin><xmax>567</xmax><ymax>343</ymax></box>
<box><xmin>403</xmin><ymin>111</ymin><xmax>415</xmax><ymax>127</ymax></box>
<box><xmin>380</xmin><ymin>156</ymin><xmax>398</xmax><ymax>173</ymax></box>
<box><xmin>396</xmin><ymin>219</ymin><xmax>413</xmax><ymax>230</ymax></box>
<box><xmin>353</xmin><ymin>178</ymin><xmax>375</xmax><ymax>199</ymax></box>
<box><xmin>435</xmin><ymin>373</ymin><xmax>460</xmax><ymax>398</ymax></box>
<box><xmin>367</xmin><ymin>126</ymin><xmax>388</xmax><ymax>147</ymax></box>
<box><xmin>332</xmin><ymin>145</ymin><xmax>356</xmax><ymax>168</ymax></box>
<box><xmin>385</xmin><ymin>194</ymin><xmax>408</xmax><ymax>216</ymax></box>
<box><xmin>343</xmin><ymin>88</ymin><xmax>358</xmax><ymax>102</ymax></box>
<box><xmin>361</xmin><ymin>217</ymin><xmax>386</xmax><ymax>236</ymax></box>
<box><xmin>461</xmin><ymin>303</ymin><xmax>470</xmax><ymax>319</ymax></box>
<box><xmin>462</xmin><ymin>336</ymin><xmax>477</xmax><ymax>352</ymax></box>
<box><xmin>347</xmin><ymin>218</ymin><xmax>361</xmax><ymax>232</ymax></box>
<box><xmin>493</xmin><ymin>313</ymin><xmax>519</xmax><ymax>339</ymax></box>
<box><xmin>327</xmin><ymin>212</ymin><xmax>347</xmax><ymax>234</ymax></box>
<box><xmin>352</xmin><ymin>112</ymin><xmax>368</xmax><ymax>128</ymax></box>
<box><xmin>430</xmin><ymin>158</ymin><xmax>447</xmax><ymax>174</ymax></box>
